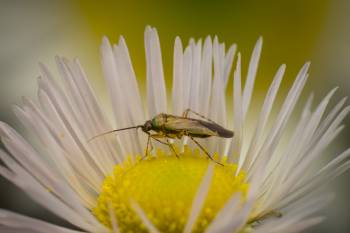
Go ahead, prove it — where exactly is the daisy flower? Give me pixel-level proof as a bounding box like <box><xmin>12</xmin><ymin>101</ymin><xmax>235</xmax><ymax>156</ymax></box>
<box><xmin>0</xmin><ymin>26</ymin><xmax>349</xmax><ymax>233</ymax></box>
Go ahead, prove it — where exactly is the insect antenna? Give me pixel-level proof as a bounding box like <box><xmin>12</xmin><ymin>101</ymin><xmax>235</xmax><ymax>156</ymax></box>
<box><xmin>88</xmin><ymin>125</ymin><xmax>143</xmax><ymax>142</ymax></box>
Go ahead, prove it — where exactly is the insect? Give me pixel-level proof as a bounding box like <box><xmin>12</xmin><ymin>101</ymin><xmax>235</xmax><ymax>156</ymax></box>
<box><xmin>247</xmin><ymin>210</ymin><xmax>283</xmax><ymax>226</ymax></box>
<box><xmin>90</xmin><ymin>109</ymin><xmax>234</xmax><ymax>165</ymax></box>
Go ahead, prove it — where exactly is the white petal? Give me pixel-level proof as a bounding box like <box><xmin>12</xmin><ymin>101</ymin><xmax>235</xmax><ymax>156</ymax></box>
<box><xmin>172</xmin><ymin>36</ymin><xmax>184</xmax><ymax>115</ymax></box>
<box><xmin>108</xmin><ymin>203</ymin><xmax>120</xmax><ymax>233</ymax></box>
<box><xmin>255</xmin><ymin>193</ymin><xmax>332</xmax><ymax>233</ymax></box>
<box><xmin>254</xmin><ymin>217</ymin><xmax>325</xmax><ymax>233</ymax></box>
<box><xmin>208</xmin><ymin>38</ymin><xmax>229</xmax><ymax>155</ymax></box>
<box><xmin>61</xmin><ymin>58</ymin><xmax>124</xmax><ymax>164</ymax></box>
<box><xmin>261</xmin><ymin>88</ymin><xmax>338</xmax><ymax>207</ymax></box>
<box><xmin>24</xmin><ymin>91</ymin><xmax>103</xmax><ymax>191</ymax></box>
<box><xmin>0</xmin><ymin>209</ymin><xmax>87</xmax><ymax>233</ymax></box>
<box><xmin>247</xmin><ymin>62</ymin><xmax>309</xmax><ymax>180</ymax></box>
<box><xmin>181</xmin><ymin>45</ymin><xmax>193</xmax><ymax>112</ymax></box>
<box><xmin>144</xmin><ymin>26</ymin><xmax>167</xmax><ymax>116</ymax></box>
<box><xmin>100</xmin><ymin>37</ymin><xmax>137</xmax><ymax>156</ymax></box>
<box><xmin>210</xmin><ymin>37</ymin><xmax>227</xmax><ymax>125</ymax></box>
<box><xmin>0</xmin><ymin>122</ymin><xmax>97</xmax><ymax>215</ymax></box>
<box><xmin>241</xmin><ymin>64</ymin><xmax>285</xmax><ymax>170</ymax></box>
<box><xmin>223</xmin><ymin>44</ymin><xmax>236</xmax><ymax>88</ymax></box>
<box><xmin>204</xmin><ymin>194</ymin><xmax>241</xmax><ymax>233</ymax></box>
<box><xmin>113</xmin><ymin>38</ymin><xmax>146</xmax><ymax>152</ymax></box>
<box><xmin>130</xmin><ymin>200</ymin><xmax>160</xmax><ymax>233</ymax></box>
<box><xmin>0</xmin><ymin>150</ymin><xmax>105</xmax><ymax>232</ymax></box>
<box><xmin>278</xmin><ymin>88</ymin><xmax>338</xmax><ymax>183</ymax></box>
<box><xmin>183</xmin><ymin>164</ymin><xmax>214</xmax><ymax>233</ymax></box>
<box><xmin>199</xmin><ymin>36</ymin><xmax>213</xmax><ymax>116</ymax></box>
<box><xmin>189</xmin><ymin>39</ymin><xmax>202</xmax><ymax>113</ymax></box>
<box><xmin>283</xmin><ymin>115</ymin><xmax>345</xmax><ymax>193</ymax></box>
<box><xmin>205</xmin><ymin>194</ymin><xmax>253</xmax><ymax>233</ymax></box>
<box><xmin>282</xmin><ymin>217</ymin><xmax>325</xmax><ymax>233</ymax></box>
<box><xmin>274</xmin><ymin>148</ymin><xmax>350</xmax><ymax>211</ymax></box>
<box><xmin>39</xmin><ymin>68</ymin><xmax>113</xmax><ymax>179</ymax></box>
<box><xmin>242</xmin><ymin>37</ymin><xmax>263</xmax><ymax>119</ymax></box>
<box><xmin>255</xmin><ymin>94</ymin><xmax>314</xmax><ymax>211</ymax></box>
<box><xmin>117</xmin><ymin>36</ymin><xmax>145</xmax><ymax>121</ymax></box>
<box><xmin>38</xmin><ymin>62</ymin><xmax>121</xmax><ymax>175</ymax></box>
<box><xmin>228</xmin><ymin>53</ymin><xmax>242</xmax><ymax>164</ymax></box>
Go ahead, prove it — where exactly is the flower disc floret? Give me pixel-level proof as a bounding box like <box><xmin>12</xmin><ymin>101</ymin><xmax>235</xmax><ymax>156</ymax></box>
<box><xmin>94</xmin><ymin>148</ymin><xmax>249</xmax><ymax>233</ymax></box>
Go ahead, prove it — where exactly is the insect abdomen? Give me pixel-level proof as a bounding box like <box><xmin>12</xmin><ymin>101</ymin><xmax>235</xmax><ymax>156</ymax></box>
<box><xmin>198</xmin><ymin>120</ymin><xmax>234</xmax><ymax>138</ymax></box>
<box><xmin>186</xmin><ymin>133</ymin><xmax>212</xmax><ymax>138</ymax></box>
<box><xmin>217</xmin><ymin>129</ymin><xmax>234</xmax><ymax>138</ymax></box>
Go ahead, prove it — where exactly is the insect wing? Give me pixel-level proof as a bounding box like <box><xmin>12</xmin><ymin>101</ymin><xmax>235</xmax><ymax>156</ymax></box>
<box><xmin>198</xmin><ymin>120</ymin><xmax>234</xmax><ymax>138</ymax></box>
<box><xmin>164</xmin><ymin>116</ymin><xmax>218</xmax><ymax>136</ymax></box>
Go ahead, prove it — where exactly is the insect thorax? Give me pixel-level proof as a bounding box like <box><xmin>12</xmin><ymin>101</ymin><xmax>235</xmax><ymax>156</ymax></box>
<box><xmin>151</xmin><ymin>113</ymin><xmax>167</xmax><ymax>129</ymax></box>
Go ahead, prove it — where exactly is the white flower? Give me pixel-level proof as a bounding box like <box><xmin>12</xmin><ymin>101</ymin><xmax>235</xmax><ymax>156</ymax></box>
<box><xmin>0</xmin><ymin>26</ymin><xmax>349</xmax><ymax>233</ymax></box>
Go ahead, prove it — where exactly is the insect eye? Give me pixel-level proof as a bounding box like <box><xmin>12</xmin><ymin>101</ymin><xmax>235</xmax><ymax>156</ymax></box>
<box><xmin>145</xmin><ymin>121</ymin><xmax>152</xmax><ymax>130</ymax></box>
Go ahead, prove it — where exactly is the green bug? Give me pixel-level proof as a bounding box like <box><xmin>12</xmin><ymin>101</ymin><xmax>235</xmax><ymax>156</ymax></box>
<box><xmin>90</xmin><ymin>109</ymin><xmax>234</xmax><ymax>165</ymax></box>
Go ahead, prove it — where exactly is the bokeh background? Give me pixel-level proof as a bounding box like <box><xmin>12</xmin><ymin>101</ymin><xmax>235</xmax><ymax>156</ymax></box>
<box><xmin>0</xmin><ymin>0</ymin><xmax>349</xmax><ymax>232</ymax></box>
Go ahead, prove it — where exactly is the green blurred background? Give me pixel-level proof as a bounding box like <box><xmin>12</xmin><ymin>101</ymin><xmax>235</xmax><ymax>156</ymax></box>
<box><xmin>0</xmin><ymin>0</ymin><xmax>349</xmax><ymax>232</ymax></box>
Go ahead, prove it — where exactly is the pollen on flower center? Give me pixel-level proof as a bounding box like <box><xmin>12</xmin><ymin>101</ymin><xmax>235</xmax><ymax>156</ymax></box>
<box><xmin>93</xmin><ymin>147</ymin><xmax>249</xmax><ymax>233</ymax></box>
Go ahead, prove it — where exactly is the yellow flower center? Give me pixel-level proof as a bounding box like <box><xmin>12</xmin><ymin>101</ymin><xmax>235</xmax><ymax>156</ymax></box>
<box><xmin>93</xmin><ymin>147</ymin><xmax>249</xmax><ymax>233</ymax></box>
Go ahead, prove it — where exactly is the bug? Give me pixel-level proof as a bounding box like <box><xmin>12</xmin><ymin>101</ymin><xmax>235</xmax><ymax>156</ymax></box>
<box><xmin>90</xmin><ymin>109</ymin><xmax>234</xmax><ymax>165</ymax></box>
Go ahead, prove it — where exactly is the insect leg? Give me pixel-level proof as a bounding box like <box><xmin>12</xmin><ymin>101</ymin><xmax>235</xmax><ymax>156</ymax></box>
<box><xmin>150</xmin><ymin>136</ymin><xmax>168</xmax><ymax>145</ymax></box>
<box><xmin>141</xmin><ymin>134</ymin><xmax>152</xmax><ymax>160</ymax></box>
<box><xmin>189</xmin><ymin>136</ymin><xmax>223</xmax><ymax>166</ymax></box>
<box><xmin>150</xmin><ymin>135</ymin><xmax>180</xmax><ymax>158</ymax></box>
<box><xmin>142</xmin><ymin>133</ymin><xmax>170</xmax><ymax>161</ymax></box>
<box><xmin>182</xmin><ymin>108</ymin><xmax>216</xmax><ymax>123</ymax></box>
<box><xmin>166</xmin><ymin>138</ymin><xmax>179</xmax><ymax>158</ymax></box>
